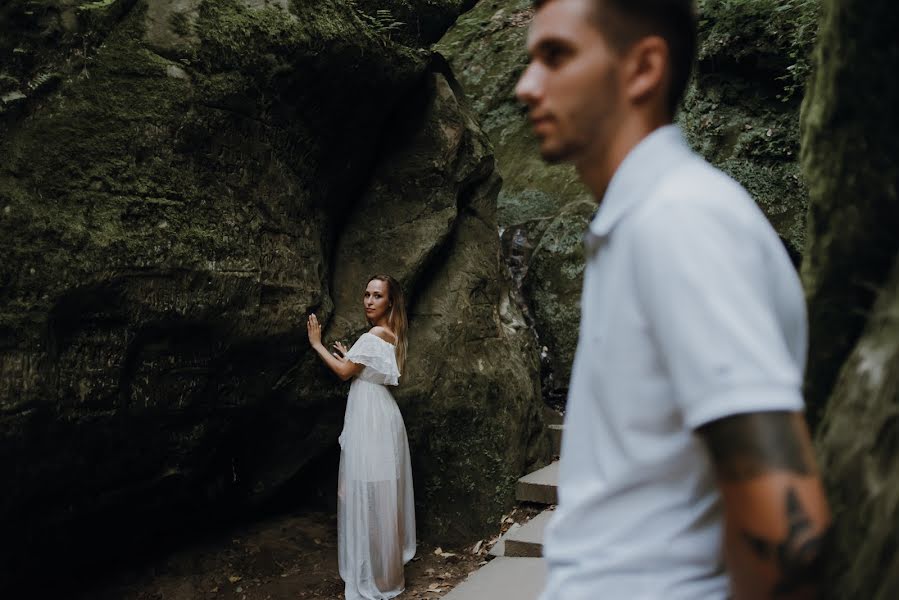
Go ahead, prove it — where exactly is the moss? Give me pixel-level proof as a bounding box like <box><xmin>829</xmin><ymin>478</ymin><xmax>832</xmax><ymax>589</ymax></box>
<box><xmin>680</xmin><ymin>0</ymin><xmax>820</xmax><ymax>256</ymax></box>
<box><xmin>168</xmin><ymin>11</ymin><xmax>192</xmax><ymax>37</ymax></box>
<box><xmin>696</xmin><ymin>0</ymin><xmax>819</xmax><ymax>103</ymax></box>
<box><xmin>351</xmin><ymin>0</ymin><xmax>473</xmax><ymax>46</ymax></box>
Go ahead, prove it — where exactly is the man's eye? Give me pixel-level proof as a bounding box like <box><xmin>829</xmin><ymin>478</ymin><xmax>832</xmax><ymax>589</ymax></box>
<box><xmin>542</xmin><ymin>44</ymin><xmax>570</xmax><ymax>67</ymax></box>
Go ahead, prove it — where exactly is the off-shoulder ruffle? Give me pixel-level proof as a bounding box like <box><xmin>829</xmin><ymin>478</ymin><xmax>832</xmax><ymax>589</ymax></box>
<box><xmin>346</xmin><ymin>332</ymin><xmax>401</xmax><ymax>386</ymax></box>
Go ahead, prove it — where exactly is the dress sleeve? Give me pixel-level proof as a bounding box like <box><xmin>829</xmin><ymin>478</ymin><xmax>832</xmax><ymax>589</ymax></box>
<box><xmin>345</xmin><ymin>333</ymin><xmax>401</xmax><ymax>386</ymax></box>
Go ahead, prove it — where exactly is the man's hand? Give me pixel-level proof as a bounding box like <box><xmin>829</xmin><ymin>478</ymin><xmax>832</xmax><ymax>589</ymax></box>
<box><xmin>698</xmin><ymin>411</ymin><xmax>832</xmax><ymax>599</ymax></box>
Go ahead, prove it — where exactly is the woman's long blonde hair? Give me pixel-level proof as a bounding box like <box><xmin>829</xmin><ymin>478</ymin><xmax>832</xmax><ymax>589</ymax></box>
<box><xmin>366</xmin><ymin>274</ymin><xmax>408</xmax><ymax>373</ymax></box>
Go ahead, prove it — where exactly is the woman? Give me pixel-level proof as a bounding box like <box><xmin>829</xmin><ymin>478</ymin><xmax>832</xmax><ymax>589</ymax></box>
<box><xmin>307</xmin><ymin>274</ymin><xmax>416</xmax><ymax>600</ymax></box>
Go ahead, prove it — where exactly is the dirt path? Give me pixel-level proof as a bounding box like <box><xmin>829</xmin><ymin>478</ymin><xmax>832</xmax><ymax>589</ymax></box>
<box><xmin>75</xmin><ymin>510</ymin><xmax>488</xmax><ymax>600</ymax></box>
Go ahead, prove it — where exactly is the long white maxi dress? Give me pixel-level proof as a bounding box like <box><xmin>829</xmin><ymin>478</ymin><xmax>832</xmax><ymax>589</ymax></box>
<box><xmin>339</xmin><ymin>332</ymin><xmax>416</xmax><ymax>600</ymax></box>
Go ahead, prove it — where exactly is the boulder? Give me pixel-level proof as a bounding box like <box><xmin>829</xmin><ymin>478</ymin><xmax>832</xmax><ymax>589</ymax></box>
<box><xmin>815</xmin><ymin>256</ymin><xmax>899</xmax><ymax>599</ymax></box>
<box><xmin>0</xmin><ymin>0</ymin><xmax>548</xmax><ymax>583</ymax></box>
<box><xmin>800</xmin><ymin>0</ymin><xmax>899</xmax><ymax>424</ymax></box>
<box><xmin>802</xmin><ymin>0</ymin><xmax>899</xmax><ymax>595</ymax></box>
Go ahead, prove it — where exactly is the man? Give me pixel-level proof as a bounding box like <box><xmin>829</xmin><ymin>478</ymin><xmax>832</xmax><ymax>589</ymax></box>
<box><xmin>514</xmin><ymin>1</ymin><xmax>831</xmax><ymax>598</ymax></box>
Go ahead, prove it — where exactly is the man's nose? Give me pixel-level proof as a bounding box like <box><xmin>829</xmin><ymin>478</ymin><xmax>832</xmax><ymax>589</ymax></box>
<box><xmin>515</xmin><ymin>63</ymin><xmax>541</xmax><ymax>107</ymax></box>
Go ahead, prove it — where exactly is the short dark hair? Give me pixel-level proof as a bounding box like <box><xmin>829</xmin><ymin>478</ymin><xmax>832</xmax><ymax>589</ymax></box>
<box><xmin>534</xmin><ymin>0</ymin><xmax>697</xmax><ymax>116</ymax></box>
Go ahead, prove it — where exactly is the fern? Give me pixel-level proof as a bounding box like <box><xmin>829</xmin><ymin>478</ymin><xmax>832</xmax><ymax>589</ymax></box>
<box><xmin>27</xmin><ymin>72</ymin><xmax>60</xmax><ymax>92</ymax></box>
<box><xmin>348</xmin><ymin>2</ymin><xmax>406</xmax><ymax>40</ymax></box>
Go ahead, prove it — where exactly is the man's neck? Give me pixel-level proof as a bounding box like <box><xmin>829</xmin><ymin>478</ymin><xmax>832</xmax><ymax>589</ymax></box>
<box><xmin>577</xmin><ymin>113</ymin><xmax>671</xmax><ymax>202</ymax></box>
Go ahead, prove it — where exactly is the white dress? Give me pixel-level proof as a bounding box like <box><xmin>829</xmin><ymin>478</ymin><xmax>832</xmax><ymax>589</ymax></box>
<box><xmin>338</xmin><ymin>332</ymin><xmax>416</xmax><ymax>600</ymax></box>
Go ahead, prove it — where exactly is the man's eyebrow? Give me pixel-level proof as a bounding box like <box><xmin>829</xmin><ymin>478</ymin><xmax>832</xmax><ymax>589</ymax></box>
<box><xmin>529</xmin><ymin>36</ymin><xmax>575</xmax><ymax>56</ymax></box>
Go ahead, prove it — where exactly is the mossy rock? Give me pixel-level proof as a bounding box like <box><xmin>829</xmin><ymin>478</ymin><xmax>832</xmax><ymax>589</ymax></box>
<box><xmin>815</xmin><ymin>255</ymin><xmax>899</xmax><ymax>600</ymax></box>
<box><xmin>800</xmin><ymin>0</ymin><xmax>899</xmax><ymax>425</ymax></box>
<box><xmin>0</xmin><ymin>0</ymin><xmax>495</xmax><ymax>584</ymax></box>
<box><xmin>522</xmin><ymin>200</ymin><xmax>594</xmax><ymax>397</ymax></box>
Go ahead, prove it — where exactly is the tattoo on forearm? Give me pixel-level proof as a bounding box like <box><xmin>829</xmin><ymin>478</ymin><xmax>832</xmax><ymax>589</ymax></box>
<box><xmin>742</xmin><ymin>487</ymin><xmax>832</xmax><ymax>596</ymax></box>
<box><xmin>698</xmin><ymin>412</ymin><xmax>814</xmax><ymax>480</ymax></box>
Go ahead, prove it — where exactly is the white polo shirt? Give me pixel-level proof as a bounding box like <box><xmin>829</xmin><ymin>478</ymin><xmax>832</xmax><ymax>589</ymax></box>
<box><xmin>540</xmin><ymin>125</ymin><xmax>806</xmax><ymax>600</ymax></box>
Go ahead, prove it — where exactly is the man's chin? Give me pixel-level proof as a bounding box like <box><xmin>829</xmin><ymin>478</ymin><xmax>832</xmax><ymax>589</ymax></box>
<box><xmin>539</xmin><ymin>145</ymin><xmax>572</xmax><ymax>165</ymax></box>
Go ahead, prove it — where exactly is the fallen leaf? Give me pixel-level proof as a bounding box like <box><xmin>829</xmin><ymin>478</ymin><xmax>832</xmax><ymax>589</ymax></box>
<box><xmin>228</xmin><ymin>575</ymin><xmax>242</xmax><ymax>584</ymax></box>
<box><xmin>471</xmin><ymin>540</ymin><xmax>483</xmax><ymax>554</ymax></box>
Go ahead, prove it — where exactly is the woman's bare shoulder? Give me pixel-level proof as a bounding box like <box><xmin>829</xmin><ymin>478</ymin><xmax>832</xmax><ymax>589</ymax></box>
<box><xmin>368</xmin><ymin>326</ymin><xmax>397</xmax><ymax>345</ymax></box>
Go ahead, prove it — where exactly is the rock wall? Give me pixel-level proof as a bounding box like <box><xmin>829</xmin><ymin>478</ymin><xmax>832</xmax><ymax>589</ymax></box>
<box><xmin>802</xmin><ymin>0</ymin><xmax>899</xmax><ymax>596</ymax></box>
<box><xmin>0</xmin><ymin>0</ymin><xmax>549</xmax><ymax>582</ymax></box>
<box><xmin>815</xmin><ymin>260</ymin><xmax>899</xmax><ymax>599</ymax></box>
<box><xmin>800</xmin><ymin>0</ymin><xmax>899</xmax><ymax>426</ymax></box>
<box><xmin>437</xmin><ymin>0</ymin><xmax>817</xmax><ymax>400</ymax></box>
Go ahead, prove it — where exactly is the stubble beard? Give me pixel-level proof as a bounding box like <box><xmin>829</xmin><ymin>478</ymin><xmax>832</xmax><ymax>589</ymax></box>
<box><xmin>538</xmin><ymin>135</ymin><xmax>587</xmax><ymax>165</ymax></box>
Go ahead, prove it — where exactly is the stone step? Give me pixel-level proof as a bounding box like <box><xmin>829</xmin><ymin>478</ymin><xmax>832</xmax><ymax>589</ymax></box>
<box><xmin>516</xmin><ymin>461</ymin><xmax>558</xmax><ymax>505</ymax></box>
<box><xmin>504</xmin><ymin>510</ymin><xmax>552</xmax><ymax>558</ymax></box>
<box><xmin>487</xmin><ymin>522</ymin><xmax>518</xmax><ymax>558</ymax></box>
<box><xmin>442</xmin><ymin>557</ymin><xmax>546</xmax><ymax>600</ymax></box>
<box><xmin>547</xmin><ymin>424</ymin><xmax>563</xmax><ymax>456</ymax></box>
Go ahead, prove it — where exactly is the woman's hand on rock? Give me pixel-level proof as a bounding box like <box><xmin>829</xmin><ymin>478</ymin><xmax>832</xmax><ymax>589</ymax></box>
<box><xmin>307</xmin><ymin>313</ymin><xmax>322</xmax><ymax>347</ymax></box>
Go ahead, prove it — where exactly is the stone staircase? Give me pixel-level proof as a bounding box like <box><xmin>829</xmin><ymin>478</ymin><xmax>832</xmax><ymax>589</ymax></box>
<box><xmin>443</xmin><ymin>409</ymin><xmax>562</xmax><ymax>599</ymax></box>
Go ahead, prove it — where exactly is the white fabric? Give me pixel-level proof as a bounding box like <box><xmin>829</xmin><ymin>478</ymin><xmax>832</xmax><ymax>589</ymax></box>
<box><xmin>345</xmin><ymin>332</ymin><xmax>401</xmax><ymax>386</ymax></box>
<box><xmin>338</xmin><ymin>332</ymin><xmax>416</xmax><ymax>600</ymax></box>
<box><xmin>540</xmin><ymin>125</ymin><xmax>807</xmax><ymax>600</ymax></box>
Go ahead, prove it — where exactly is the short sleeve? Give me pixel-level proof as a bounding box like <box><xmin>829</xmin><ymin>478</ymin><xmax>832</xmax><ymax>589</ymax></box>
<box><xmin>345</xmin><ymin>333</ymin><xmax>400</xmax><ymax>386</ymax></box>
<box><xmin>633</xmin><ymin>197</ymin><xmax>804</xmax><ymax>429</ymax></box>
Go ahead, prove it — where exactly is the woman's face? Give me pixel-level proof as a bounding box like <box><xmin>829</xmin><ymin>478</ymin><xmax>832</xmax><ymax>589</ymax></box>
<box><xmin>364</xmin><ymin>279</ymin><xmax>390</xmax><ymax>324</ymax></box>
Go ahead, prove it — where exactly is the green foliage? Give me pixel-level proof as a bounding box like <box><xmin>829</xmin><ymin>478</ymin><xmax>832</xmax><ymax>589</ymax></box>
<box><xmin>352</xmin><ymin>6</ymin><xmax>406</xmax><ymax>38</ymax></box>
<box><xmin>698</xmin><ymin>0</ymin><xmax>820</xmax><ymax>102</ymax></box>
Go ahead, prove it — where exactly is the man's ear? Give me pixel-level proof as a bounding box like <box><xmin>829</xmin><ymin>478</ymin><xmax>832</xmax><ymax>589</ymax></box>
<box><xmin>623</xmin><ymin>35</ymin><xmax>669</xmax><ymax>108</ymax></box>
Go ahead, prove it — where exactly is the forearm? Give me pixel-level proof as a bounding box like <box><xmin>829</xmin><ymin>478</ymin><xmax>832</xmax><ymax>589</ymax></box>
<box><xmin>720</xmin><ymin>475</ymin><xmax>831</xmax><ymax>599</ymax></box>
<box><xmin>311</xmin><ymin>342</ymin><xmax>353</xmax><ymax>380</ymax></box>
<box><xmin>699</xmin><ymin>412</ymin><xmax>832</xmax><ymax>599</ymax></box>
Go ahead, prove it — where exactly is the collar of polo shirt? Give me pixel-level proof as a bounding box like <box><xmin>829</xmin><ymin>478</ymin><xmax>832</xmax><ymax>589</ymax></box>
<box><xmin>589</xmin><ymin>125</ymin><xmax>695</xmax><ymax>239</ymax></box>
